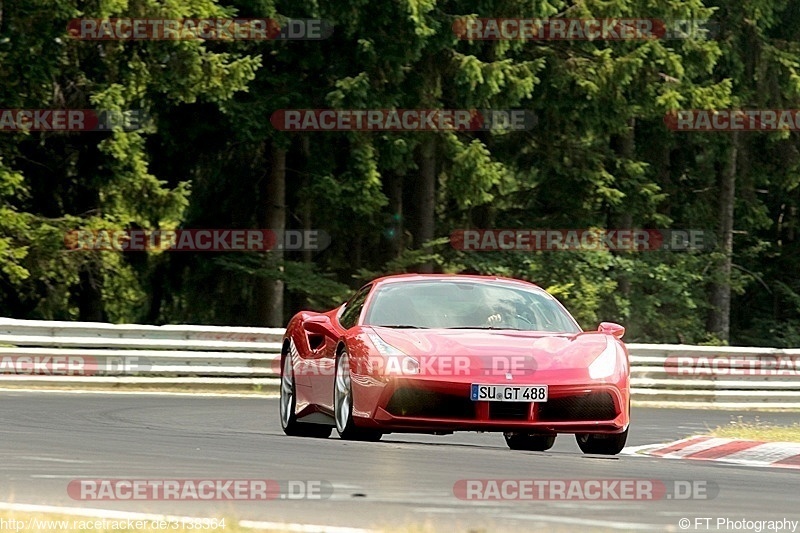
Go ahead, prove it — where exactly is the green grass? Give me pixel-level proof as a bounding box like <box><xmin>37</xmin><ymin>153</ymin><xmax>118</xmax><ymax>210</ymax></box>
<box><xmin>0</xmin><ymin>510</ymin><xmax>623</xmax><ymax>533</ymax></box>
<box><xmin>708</xmin><ymin>416</ymin><xmax>800</xmax><ymax>442</ymax></box>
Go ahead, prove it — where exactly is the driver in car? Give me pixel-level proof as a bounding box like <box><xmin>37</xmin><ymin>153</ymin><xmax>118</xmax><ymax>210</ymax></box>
<box><xmin>486</xmin><ymin>299</ymin><xmax>537</xmax><ymax>330</ymax></box>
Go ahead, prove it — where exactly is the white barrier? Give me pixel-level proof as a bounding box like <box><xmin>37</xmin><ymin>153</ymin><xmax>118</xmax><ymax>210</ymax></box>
<box><xmin>0</xmin><ymin>318</ymin><xmax>283</xmax><ymax>391</ymax></box>
<box><xmin>630</xmin><ymin>344</ymin><xmax>800</xmax><ymax>408</ymax></box>
<box><xmin>0</xmin><ymin>318</ymin><xmax>798</xmax><ymax>407</ymax></box>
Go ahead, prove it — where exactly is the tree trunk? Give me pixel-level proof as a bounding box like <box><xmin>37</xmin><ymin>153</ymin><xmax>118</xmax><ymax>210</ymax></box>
<box><xmin>77</xmin><ymin>265</ymin><xmax>106</xmax><ymax>322</ymax></box>
<box><xmin>145</xmin><ymin>259</ymin><xmax>166</xmax><ymax>324</ymax></box>
<box><xmin>256</xmin><ymin>144</ymin><xmax>286</xmax><ymax>327</ymax></box>
<box><xmin>416</xmin><ymin>134</ymin><xmax>436</xmax><ymax>273</ymax></box>
<box><xmin>707</xmin><ymin>132</ymin><xmax>739</xmax><ymax>342</ymax></box>
<box><xmin>300</xmin><ymin>136</ymin><xmax>313</xmax><ymax>265</ymax></box>
<box><xmin>613</xmin><ymin>119</ymin><xmax>635</xmax><ymax>299</ymax></box>
<box><xmin>657</xmin><ymin>142</ymin><xmax>672</xmax><ymax>220</ymax></box>
<box><xmin>386</xmin><ymin>170</ymin><xmax>405</xmax><ymax>260</ymax></box>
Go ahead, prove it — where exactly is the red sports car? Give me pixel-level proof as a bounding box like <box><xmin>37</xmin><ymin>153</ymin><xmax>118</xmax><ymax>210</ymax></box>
<box><xmin>279</xmin><ymin>274</ymin><xmax>630</xmax><ymax>454</ymax></box>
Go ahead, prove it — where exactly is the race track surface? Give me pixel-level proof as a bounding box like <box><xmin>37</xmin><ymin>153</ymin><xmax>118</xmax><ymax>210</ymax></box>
<box><xmin>1</xmin><ymin>392</ymin><xmax>798</xmax><ymax>531</ymax></box>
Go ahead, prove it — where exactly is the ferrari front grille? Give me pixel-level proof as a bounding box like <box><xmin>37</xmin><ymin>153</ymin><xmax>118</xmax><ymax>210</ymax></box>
<box><xmin>537</xmin><ymin>392</ymin><xmax>617</xmax><ymax>421</ymax></box>
<box><xmin>489</xmin><ymin>402</ymin><xmax>531</xmax><ymax>421</ymax></box>
<box><xmin>386</xmin><ymin>388</ymin><xmax>476</xmax><ymax>419</ymax></box>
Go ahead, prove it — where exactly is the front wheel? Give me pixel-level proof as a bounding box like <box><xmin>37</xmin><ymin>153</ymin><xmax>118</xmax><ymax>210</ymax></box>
<box><xmin>575</xmin><ymin>428</ymin><xmax>628</xmax><ymax>455</ymax></box>
<box><xmin>280</xmin><ymin>351</ymin><xmax>332</xmax><ymax>438</ymax></box>
<box><xmin>334</xmin><ymin>348</ymin><xmax>382</xmax><ymax>441</ymax></box>
<box><xmin>504</xmin><ymin>432</ymin><xmax>556</xmax><ymax>451</ymax></box>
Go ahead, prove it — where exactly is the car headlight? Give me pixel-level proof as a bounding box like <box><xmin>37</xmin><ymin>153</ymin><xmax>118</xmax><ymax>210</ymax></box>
<box><xmin>367</xmin><ymin>332</ymin><xmax>419</xmax><ymax>375</ymax></box>
<box><xmin>588</xmin><ymin>338</ymin><xmax>618</xmax><ymax>379</ymax></box>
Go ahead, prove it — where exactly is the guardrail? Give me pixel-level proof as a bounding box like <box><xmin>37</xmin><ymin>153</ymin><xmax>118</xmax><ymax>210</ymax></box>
<box><xmin>0</xmin><ymin>318</ymin><xmax>798</xmax><ymax>408</ymax></box>
<box><xmin>630</xmin><ymin>344</ymin><xmax>800</xmax><ymax>408</ymax></box>
<box><xmin>0</xmin><ymin>318</ymin><xmax>284</xmax><ymax>391</ymax></box>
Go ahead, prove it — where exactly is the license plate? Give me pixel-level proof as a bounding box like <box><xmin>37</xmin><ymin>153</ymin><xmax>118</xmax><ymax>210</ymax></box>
<box><xmin>470</xmin><ymin>384</ymin><xmax>548</xmax><ymax>402</ymax></box>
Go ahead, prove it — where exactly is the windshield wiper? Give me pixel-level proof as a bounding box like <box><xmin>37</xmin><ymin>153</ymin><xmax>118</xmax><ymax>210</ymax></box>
<box><xmin>445</xmin><ymin>326</ymin><xmax>525</xmax><ymax>331</ymax></box>
<box><xmin>373</xmin><ymin>324</ymin><xmax>427</xmax><ymax>329</ymax></box>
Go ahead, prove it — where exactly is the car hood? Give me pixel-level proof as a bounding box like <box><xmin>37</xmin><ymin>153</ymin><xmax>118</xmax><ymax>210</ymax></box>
<box><xmin>367</xmin><ymin>327</ymin><xmax>612</xmax><ymax>372</ymax></box>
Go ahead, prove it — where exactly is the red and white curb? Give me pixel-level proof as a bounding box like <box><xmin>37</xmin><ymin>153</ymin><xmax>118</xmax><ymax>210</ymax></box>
<box><xmin>623</xmin><ymin>436</ymin><xmax>800</xmax><ymax>469</ymax></box>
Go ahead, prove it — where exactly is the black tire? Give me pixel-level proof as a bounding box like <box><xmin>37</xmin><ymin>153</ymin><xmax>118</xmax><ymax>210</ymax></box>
<box><xmin>334</xmin><ymin>348</ymin><xmax>383</xmax><ymax>442</ymax></box>
<box><xmin>575</xmin><ymin>428</ymin><xmax>628</xmax><ymax>455</ymax></box>
<box><xmin>280</xmin><ymin>350</ymin><xmax>332</xmax><ymax>439</ymax></box>
<box><xmin>503</xmin><ymin>432</ymin><xmax>556</xmax><ymax>451</ymax></box>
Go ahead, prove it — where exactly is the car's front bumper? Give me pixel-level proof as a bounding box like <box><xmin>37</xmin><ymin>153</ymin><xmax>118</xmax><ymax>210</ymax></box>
<box><xmin>357</xmin><ymin>379</ymin><xmax>629</xmax><ymax>434</ymax></box>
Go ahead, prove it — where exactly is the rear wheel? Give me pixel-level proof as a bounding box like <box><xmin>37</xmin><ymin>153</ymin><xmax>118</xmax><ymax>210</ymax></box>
<box><xmin>575</xmin><ymin>428</ymin><xmax>628</xmax><ymax>455</ymax></box>
<box><xmin>334</xmin><ymin>348</ymin><xmax>382</xmax><ymax>441</ymax></box>
<box><xmin>503</xmin><ymin>432</ymin><xmax>556</xmax><ymax>451</ymax></box>
<box><xmin>280</xmin><ymin>350</ymin><xmax>332</xmax><ymax>438</ymax></box>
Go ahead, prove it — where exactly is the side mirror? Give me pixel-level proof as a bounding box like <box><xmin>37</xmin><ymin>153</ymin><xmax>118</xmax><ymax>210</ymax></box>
<box><xmin>598</xmin><ymin>322</ymin><xmax>625</xmax><ymax>339</ymax></box>
<box><xmin>304</xmin><ymin>315</ymin><xmax>334</xmax><ymax>336</ymax></box>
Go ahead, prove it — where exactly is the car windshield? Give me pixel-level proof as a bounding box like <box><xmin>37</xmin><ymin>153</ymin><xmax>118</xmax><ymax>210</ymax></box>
<box><xmin>363</xmin><ymin>280</ymin><xmax>582</xmax><ymax>332</ymax></box>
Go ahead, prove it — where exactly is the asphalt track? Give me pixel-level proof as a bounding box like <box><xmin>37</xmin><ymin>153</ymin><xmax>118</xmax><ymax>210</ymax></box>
<box><xmin>1</xmin><ymin>392</ymin><xmax>798</xmax><ymax>532</ymax></box>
